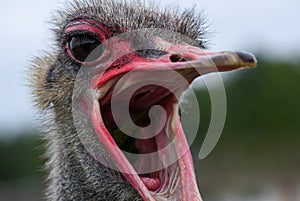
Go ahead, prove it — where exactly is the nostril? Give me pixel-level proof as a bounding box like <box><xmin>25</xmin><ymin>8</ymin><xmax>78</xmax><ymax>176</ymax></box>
<box><xmin>170</xmin><ymin>54</ymin><xmax>182</xmax><ymax>62</ymax></box>
<box><xmin>170</xmin><ymin>54</ymin><xmax>193</xmax><ymax>62</ymax></box>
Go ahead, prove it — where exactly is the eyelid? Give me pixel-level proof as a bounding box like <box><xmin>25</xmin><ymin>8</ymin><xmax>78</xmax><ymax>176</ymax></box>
<box><xmin>64</xmin><ymin>20</ymin><xmax>109</xmax><ymax>39</ymax></box>
<box><xmin>62</xmin><ymin>20</ymin><xmax>109</xmax><ymax>49</ymax></box>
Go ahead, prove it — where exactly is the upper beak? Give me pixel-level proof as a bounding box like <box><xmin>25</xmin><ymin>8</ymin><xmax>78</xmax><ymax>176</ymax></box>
<box><xmin>169</xmin><ymin>50</ymin><xmax>257</xmax><ymax>83</ymax></box>
<box><xmin>95</xmin><ymin>47</ymin><xmax>257</xmax><ymax>88</ymax></box>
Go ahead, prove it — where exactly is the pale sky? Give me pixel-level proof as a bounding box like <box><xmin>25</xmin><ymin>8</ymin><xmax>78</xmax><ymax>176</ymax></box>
<box><xmin>0</xmin><ymin>0</ymin><xmax>299</xmax><ymax>136</ymax></box>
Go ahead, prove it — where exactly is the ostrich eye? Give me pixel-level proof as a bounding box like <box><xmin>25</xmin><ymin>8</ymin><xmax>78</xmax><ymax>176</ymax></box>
<box><xmin>69</xmin><ymin>34</ymin><xmax>105</xmax><ymax>62</ymax></box>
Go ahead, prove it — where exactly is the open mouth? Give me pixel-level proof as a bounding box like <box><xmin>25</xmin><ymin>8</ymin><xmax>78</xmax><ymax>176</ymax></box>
<box><xmin>100</xmin><ymin>81</ymin><xmax>179</xmax><ymax>191</ymax></box>
<box><xmin>93</xmin><ymin>70</ymin><xmax>198</xmax><ymax>200</ymax></box>
<box><xmin>87</xmin><ymin>51</ymin><xmax>256</xmax><ymax>201</ymax></box>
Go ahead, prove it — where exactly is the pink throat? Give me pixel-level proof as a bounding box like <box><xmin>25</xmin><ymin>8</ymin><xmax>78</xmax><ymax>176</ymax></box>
<box><xmin>91</xmin><ymin>98</ymin><xmax>202</xmax><ymax>200</ymax></box>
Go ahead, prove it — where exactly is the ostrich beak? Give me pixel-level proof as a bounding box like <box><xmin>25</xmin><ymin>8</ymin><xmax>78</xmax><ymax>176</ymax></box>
<box><xmin>89</xmin><ymin>41</ymin><xmax>257</xmax><ymax>201</ymax></box>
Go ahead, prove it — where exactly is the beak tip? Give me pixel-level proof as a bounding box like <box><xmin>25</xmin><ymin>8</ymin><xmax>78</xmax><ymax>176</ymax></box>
<box><xmin>236</xmin><ymin>51</ymin><xmax>257</xmax><ymax>66</ymax></box>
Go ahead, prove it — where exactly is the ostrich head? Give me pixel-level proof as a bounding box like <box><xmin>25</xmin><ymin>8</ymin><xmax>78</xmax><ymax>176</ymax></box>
<box><xmin>30</xmin><ymin>0</ymin><xmax>256</xmax><ymax>200</ymax></box>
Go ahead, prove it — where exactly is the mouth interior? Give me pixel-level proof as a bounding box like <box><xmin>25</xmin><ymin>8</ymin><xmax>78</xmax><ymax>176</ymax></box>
<box><xmin>99</xmin><ymin>79</ymin><xmax>180</xmax><ymax>194</ymax></box>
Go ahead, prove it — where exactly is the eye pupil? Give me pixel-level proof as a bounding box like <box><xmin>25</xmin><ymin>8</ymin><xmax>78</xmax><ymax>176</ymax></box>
<box><xmin>69</xmin><ymin>35</ymin><xmax>105</xmax><ymax>62</ymax></box>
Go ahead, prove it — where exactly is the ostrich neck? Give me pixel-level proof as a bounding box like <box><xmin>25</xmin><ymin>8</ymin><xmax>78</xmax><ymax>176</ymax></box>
<box><xmin>45</xmin><ymin>106</ymin><xmax>142</xmax><ymax>201</ymax></box>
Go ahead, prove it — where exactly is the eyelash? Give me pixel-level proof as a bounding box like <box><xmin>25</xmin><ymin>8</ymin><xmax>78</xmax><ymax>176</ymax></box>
<box><xmin>62</xmin><ymin>30</ymin><xmax>101</xmax><ymax>48</ymax></box>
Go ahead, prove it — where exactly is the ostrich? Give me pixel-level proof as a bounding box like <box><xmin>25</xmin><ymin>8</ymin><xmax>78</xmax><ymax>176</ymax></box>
<box><xmin>30</xmin><ymin>0</ymin><xmax>256</xmax><ymax>200</ymax></box>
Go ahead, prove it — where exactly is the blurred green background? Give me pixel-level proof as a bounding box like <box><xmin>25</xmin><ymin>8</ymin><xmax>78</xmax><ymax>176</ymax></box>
<box><xmin>1</xmin><ymin>56</ymin><xmax>299</xmax><ymax>200</ymax></box>
<box><xmin>192</xmin><ymin>57</ymin><xmax>300</xmax><ymax>201</ymax></box>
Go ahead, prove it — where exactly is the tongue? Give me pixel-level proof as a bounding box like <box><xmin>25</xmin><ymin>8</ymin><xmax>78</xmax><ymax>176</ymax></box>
<box><xmin>135</xmin><ymin>137</ymin><xmax>161</xmax><ymax>191</ymax></box>
<box><xmin>140</xmin><ymin>177</ymin><xmax>161</xmax><ymax>191</ymax></box>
